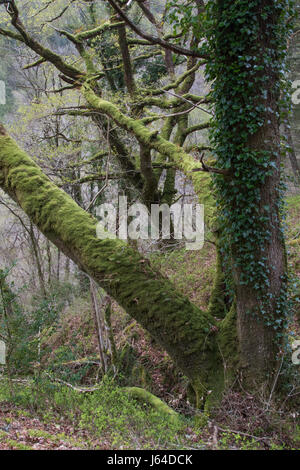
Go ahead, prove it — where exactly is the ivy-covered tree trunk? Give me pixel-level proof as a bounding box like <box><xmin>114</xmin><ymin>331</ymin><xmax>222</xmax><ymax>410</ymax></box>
<box><xmin>206</xmin><ymin>0</ymin><xmax>292</xmax><ymax>388</ymax></box>
<box><xmin>235</xmin><ymin>107</ymin><xmax>286</xmax><ymax>385</ymax></box>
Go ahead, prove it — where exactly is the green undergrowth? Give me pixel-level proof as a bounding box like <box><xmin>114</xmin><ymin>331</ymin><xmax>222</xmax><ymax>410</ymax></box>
<box><xmin>0</xmin><ymin>433</ymin><xmax>33</xmax><ymax>451</ymax></box>
<box><xmin>0</xmin><ymin>377</ymin><xmax>189</xmax><ymax>450</ymax></box>
<box><xmin>1</xmin><ymin>377</ymin><xmax>297</xmax><ymax>450</ymax></box>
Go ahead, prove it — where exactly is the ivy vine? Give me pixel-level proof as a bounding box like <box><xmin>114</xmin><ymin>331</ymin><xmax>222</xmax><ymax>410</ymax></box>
<box><xmin>203</xmin><ymin>0</ymin><xmax>296</xmax><ymax>335</ymax></box>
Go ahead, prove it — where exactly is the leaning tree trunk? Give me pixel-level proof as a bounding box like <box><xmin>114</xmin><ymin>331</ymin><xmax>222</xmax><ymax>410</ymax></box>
<box><xmin>0</xmin><ymin>123</ymin><xmax>233</xmax><ymax>408</ymax></box>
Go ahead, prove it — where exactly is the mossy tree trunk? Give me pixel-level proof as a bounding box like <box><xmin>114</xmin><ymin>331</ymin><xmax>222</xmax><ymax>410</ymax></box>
<box><xmin>0</xmin><ymin>124</ymin><xmax>230</xmax><ymax>406</ymax></box>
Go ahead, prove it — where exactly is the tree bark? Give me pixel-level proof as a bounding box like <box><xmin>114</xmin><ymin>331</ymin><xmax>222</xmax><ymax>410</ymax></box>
<box><xmin>235</xmin><ymin>115</ymin><xmax>286</xmax><ymax>385</ymax></box>
<box><xmin>211</xmin><ymin>0</ymin><xmax>288</xmax><ymax>388</ymax></box>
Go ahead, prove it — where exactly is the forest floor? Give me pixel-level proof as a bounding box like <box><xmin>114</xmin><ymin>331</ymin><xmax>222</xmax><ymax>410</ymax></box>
<box><xmin>0</xmin><ymin>390</ymin><xmax>298</xmax><ymax>451</ymax></box>
<box><xmin>0</xmin><ymin>401</ymin><xmax>94</xmax><ymax>450</ymax></box>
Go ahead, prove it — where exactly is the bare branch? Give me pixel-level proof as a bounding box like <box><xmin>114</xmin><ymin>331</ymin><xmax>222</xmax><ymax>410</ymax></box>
<box><xmin>0</xmin><ymin>1</ymin><xmax>85</xmax><ymax>80</ymax></box>
<box><xmin>23</xmin><ymin>57</ymin><xmax>46</xmax><ymax>70</ymax></box>
<box><xmin>191</xmin><ymin>154</ymin><xmax>231</xmax><ymax>176</ymax></box>
<box><xmin>106</xmin><ymin>0</ymin><xmax>209</xmax><ymax>59</ymax></box>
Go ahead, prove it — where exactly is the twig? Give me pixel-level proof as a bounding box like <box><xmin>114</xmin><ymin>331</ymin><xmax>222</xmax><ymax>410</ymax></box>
<box><xmin>162</xmin><ymin>90</ymin><xmax>213</xmax><ymax>116</ymax></box>
<box><xmin>45</xmin><ymin>373</ymin><xmax>101</xmax><ymax>393</ymax></box>
<box><xmin>265</xmin><ymin>356</ymin><xmax>284</xmax><ymax>411</ymax></box>
<box><xmin>191</xmin><ymin>153</ymin><xmax>231</xmax><ymax>176</ymax></box>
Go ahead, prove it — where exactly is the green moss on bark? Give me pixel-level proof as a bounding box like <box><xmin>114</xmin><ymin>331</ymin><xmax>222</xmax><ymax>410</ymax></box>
<box><xmin>83</xmin><ymin>85</ymin><xmax>215</xmax><ymax>223</ymax></box>
<box><xmin>205</xmin><ymin>303</ymin><xmax>238</xmax><ymax>411</ymax></box>
<box><xmin>0</xmin><ymin>128</ymin><xmax>218</xmax><ymax>386</ymax></box>
<box><xmin>208</xmin><ymin>247</ymin><xmax>228</xmax><ymax>319</ymax></box>
<box><xmin>125</xmin><ymin>387</ymin><xmax>179</xmax><ymax>423</ymax></box>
